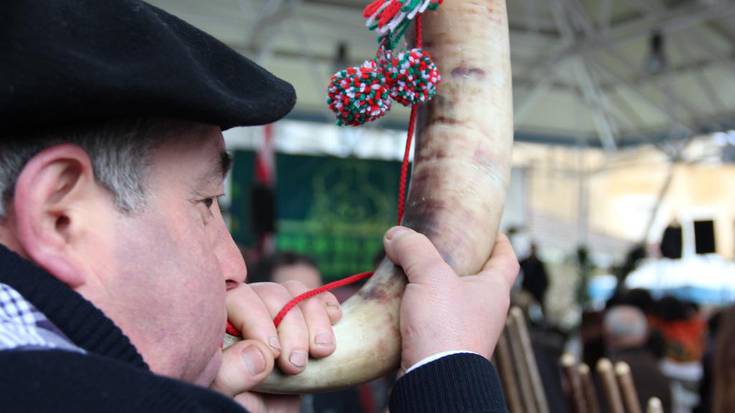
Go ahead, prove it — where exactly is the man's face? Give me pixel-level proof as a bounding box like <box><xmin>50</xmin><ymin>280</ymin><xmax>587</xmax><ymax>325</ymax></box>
<box><xmin>79</xmin><ymin>125</ymin><xmax>245</xmax><ymax>384</ymax></box>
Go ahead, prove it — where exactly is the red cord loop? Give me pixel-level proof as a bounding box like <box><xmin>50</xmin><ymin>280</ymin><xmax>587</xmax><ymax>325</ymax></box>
<box><xmin>226</xmin><ymin>271</ymin><xmax>374</xmax><ymax>337</ymax></box>
<box><xmin>273</xmin><ymin>271</ymin><xmax>373</xmax><ymax>328</ymax></box>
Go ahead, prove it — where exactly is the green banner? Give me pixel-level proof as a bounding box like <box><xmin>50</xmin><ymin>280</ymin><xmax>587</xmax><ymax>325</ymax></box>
<box><xmin>228</xmin><ymin>150</ymin><xmax>256</xmax><ymax>247</ymax></box>
<box><xmin>229</xmin><ymin>151</ymin><xmax>403</xmax><ymax>280</ymax></box>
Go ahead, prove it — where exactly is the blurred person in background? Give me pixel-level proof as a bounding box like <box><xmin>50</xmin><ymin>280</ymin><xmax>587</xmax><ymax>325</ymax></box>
<box><xmin>694</xmin><ymin>309</ymin><xmax>724</xmax><ymax>413</ymax></box>
<box><xmin>650</xmin><ymin>297</ymin><xmax>705</xmax><ymax>363</ymax></box>
<box><xmin>579</xmin><ymin>310</ymin><xmax>606</xmax><ymax>373</ymax></box>
<box><xmin>603</xmin><ymin>305</ymin><xmax>672</xmax><ymax>412</ymax></box>
<box><xmin>615</xmin><ymin>244</ymin><xmax>647</xmax><ymax>285</ymax></box>
<box><xmin>606</xmin><ymin>288</ymin><xmax>666</xmax><ymax>359</ymax></box>
<box><xmin>701</xmin><ymin>307</ymin><xmax>735</xmax><ymax>413</ymax></box>
<box><xmin>520</xmin><ymin>242</ymin><xmax>549</xmax><ymax>313</ymax></box>
<box><xmin>253</xmin><ymin>252</ymin><xmax>322</xmax><ymax>290</ymax></box>
<box><xmin>649</xmin><ymin>296</ymin><xmax>705</xmax><ymax>412</ymax></box>
<box><xmin>575</xmin><ymin>245</ymin><xmax>595</xmax><ymax>309</ymax></box>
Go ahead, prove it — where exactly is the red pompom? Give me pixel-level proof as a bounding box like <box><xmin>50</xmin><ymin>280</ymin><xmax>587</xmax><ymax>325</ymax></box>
<box><xmin>383</xmin><ymin>48</ymin><xmax>440</xmax><ymax>106</ymax></box>
<box><xmin>327</xmin><ymin>59</ymin><xmax>392</xmax><ymax>126</ymax></box>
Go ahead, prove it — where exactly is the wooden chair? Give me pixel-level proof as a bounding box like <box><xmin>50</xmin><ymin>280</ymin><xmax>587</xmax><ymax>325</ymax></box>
<box><xmin>615</xmin><ymin>362</ymin><xmax>642</xmax><ymax>413</ymax></box>
<box><xmin>561</xmin><ymin>354</ymin><xmax>601</xmax><ymax>413</ymax></box>
<box><xmin>495</xmin><ymin>309</ymin><xmax>664</xmax><ymax>412</ymax></box>
<box><xmin>494</xmin><ymin>307</ymin><xmax>549</xmax><ymax>412</ymax></box>
<box><xmin>578</xmin><ymin>363</ymin><xmax>601</xmax><ymax>413</ymax></box>
<box><xmin>601</xmin><ymin>359</ymin><xmax>665</xmax><ymax>413</ymax></box>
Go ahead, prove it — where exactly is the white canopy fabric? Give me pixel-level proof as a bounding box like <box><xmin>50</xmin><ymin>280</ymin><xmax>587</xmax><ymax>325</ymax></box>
<box><xmin>625</xmin><ymin>255</ymin><xmax>735</xmax><ymax>304</ymax></box>
<box><xmin>149</xmin><ymin>0</ymin><xmax>735</xmax><ymax>149</ymax></box>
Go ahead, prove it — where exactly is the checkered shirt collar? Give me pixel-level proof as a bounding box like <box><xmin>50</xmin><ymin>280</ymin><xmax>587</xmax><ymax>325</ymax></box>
<box><xmin>0</xmin><ymin>282</ymin><xmax>84</xmax><ymax>353</ymax></box>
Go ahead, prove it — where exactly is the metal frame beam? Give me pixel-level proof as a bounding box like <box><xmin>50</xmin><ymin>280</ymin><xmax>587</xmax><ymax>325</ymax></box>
<box><xmin>234</xmin><ymin>0</ymin><xmax>735</xmax><ymax>149</ymax></box>
<box><xmin>562</xmin><ymin>1</ymin><xmax>735</xmax><ymax>59</ymax></box>
<box><xmin>574</xmin><ymin>60</ymin><xmax>618</xmax><ymax>152</ymax></box>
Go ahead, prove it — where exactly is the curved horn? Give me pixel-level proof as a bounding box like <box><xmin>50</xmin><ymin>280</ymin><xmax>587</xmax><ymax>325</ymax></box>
<box><xmin>245</xmin><ymin>0</ymin><xmax>514</xmax><ymax>393</ymax></box>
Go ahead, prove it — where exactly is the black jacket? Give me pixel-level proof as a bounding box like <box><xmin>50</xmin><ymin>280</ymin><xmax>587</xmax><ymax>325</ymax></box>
<box><xmin>0</xmin><ymin>245</ymin><xmax>507</xmax><ymax>412</ymax></box>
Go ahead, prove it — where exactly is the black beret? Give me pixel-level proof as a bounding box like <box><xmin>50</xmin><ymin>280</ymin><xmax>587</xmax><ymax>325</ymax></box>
<box><xmin>1</xmin><ymin>0</ymin><xmax>296</xmax><ymax>132</ymax></box>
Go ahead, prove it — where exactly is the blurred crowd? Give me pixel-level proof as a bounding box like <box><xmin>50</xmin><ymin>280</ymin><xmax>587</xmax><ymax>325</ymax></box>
<box><xmin>512</xmin><ymin>240</ymin><xmax>735</xmax><ymax>413</ymax></box>
<box><xmin>243</xmin><ymin>237</ymin><xmax>735</xmax><ymax>413</ymax></box>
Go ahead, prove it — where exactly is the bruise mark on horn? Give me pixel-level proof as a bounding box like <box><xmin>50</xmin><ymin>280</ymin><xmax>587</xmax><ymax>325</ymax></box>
<box><xmin>358</xmin><ymin>274</ymin><xmax>405</xmax><ymax>303</ymax></box>
<box><xmin>432</xmin><ymin>116</ymin><xmax>461</xmax><ymax>125</ymax></box>
<box><xmin>451</xmin><ymin>67</ymin><xmax>486</xmax><ymax>80</ymax></box>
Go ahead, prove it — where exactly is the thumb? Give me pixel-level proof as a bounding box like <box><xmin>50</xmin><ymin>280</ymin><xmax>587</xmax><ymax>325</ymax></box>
<box><xmin>211</xmin><ymin>339</ymin><xmax>274</xmax><ymax>397</ymax></box>
<box><xmin>383</xmin><ymin>226</ymin><xmax>454</xmax><ymax>285</ymax></box>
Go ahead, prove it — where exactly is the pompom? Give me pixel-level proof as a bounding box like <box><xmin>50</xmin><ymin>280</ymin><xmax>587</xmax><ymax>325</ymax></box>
<box><xmin>384</xmin><ymin>48</ymin><xmax>440</xmax><ymax>106</ymax></box>
<box><xmin>327</xmin><ymin>60</ymin><xmax>393</xmax><ymax>126</ymax></box>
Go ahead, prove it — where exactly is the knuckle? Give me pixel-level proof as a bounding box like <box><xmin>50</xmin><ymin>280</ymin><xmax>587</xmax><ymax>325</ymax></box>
<box><xmin>508</xmin><ymin>246</ymin><xmax>519</xmax><ymax>262</ymax></box>
<box><xmin>252</xmin><ymin>282</ymin><xmax>291</xmax><ymax>302</ymax></box>
<box><xmin>282</xmin><ymin>280</ymin><xmax>307</xmax><ymax>294</ymax></box>
<box><xmin>410</xmin><ymin>232</ymin><xmax>433</xmax><ymax>250</ymax></box>
<box><xmin>482</xmin><ymin>274</ymin><xmax>511</xmax><ymax>296</ymax></box>
<box><xmin>395</xmin><ymin>231</ymin><xmax>428</xmax><ymax>253</ymax></box>
<box><xmin>322</xmin><ymin>292</ymin><xmax>339</xmax><ymax>306</ymax></box>
<box><xmin>266</xmin><ymin>282</ymin><xmax>289</xmax><ymax>295</ymax></box>
<box><xmin>299</xmin><ymin>296</ymin><xmax>322</xmax><ymax>312</ymax></box>
<box><xmin>497</xmin><ymin>292</ymin><xmax>511</xmax><ymax>313</ymax></box>
<box><xmin>411</xmin><ymin>230</ymin><xmax>430</xmax><ymax>242</ymax></box>
<box><xmin>508</xmin><ymin>259</ymin><xmax>520</xmax><ymax>276</ymax></box>
<box><xmin>226</xmin><ymin>282</ymin><xmax>249</xmax><ymax>297</ymax></box>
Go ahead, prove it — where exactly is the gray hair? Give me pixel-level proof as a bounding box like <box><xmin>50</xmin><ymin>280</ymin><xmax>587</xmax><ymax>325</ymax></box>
<box><xmin>603</xmin><ymin>305</ymin><xmax>648</xmax><ymax>349</ymax></box>
<box><xmin>0</xmin><ymin>119</ymin><xmax>179</xmax><ymax>217</ymax></box>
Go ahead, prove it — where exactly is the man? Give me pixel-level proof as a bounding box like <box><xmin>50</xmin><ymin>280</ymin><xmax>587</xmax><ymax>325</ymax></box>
<box><xmin>520</xmin><ymin>242</ymin><xmax>549</xmax><ymax>311</ymax></box>
<box><xmin>604</xmin><ymin>305</ymin><xmax>672</xmax><ymax>412</ymax></box>
<box><xmin>0</xmin><ymin>1</ymin><xmax>519</xmax><ymax>412</ymax></box>
<box><xmin>251</xmin><ymin>252</ymin><xmax>322</xmax><ymax>290</ymax></box>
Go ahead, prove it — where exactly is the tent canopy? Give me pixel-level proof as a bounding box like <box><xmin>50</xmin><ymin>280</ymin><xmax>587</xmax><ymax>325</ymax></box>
<box><xmin>149</xmin><ymin>0</ymin><xmax>735</xmax><ymax>149</ymax></box>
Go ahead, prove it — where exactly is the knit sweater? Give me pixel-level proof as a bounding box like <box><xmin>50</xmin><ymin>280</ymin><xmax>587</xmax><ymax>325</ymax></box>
<box><xmin>0</xmin><ymin>245</ymin><xmax>507</xmax><ymax>412</ymax></box>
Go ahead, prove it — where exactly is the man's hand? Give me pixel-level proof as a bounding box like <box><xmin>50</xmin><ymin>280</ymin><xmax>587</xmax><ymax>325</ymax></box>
<box><xmin>383</xmin><ymin>226</ymin><xmax>519</xmax><ymax>371</ymax></box>
<box><xmin>211</xmin><ymin>282</ymin><xmax>341</xmax><ymax>412</ymax></box>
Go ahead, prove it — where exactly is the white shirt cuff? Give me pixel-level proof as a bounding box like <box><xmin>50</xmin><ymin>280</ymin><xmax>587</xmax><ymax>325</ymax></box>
<box><xmin>405</xmin><ymin>350</ymin><xmax>481</xmax><ymax>374</ymax></box>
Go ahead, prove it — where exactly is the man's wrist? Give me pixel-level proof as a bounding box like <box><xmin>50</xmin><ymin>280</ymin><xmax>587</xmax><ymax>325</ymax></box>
<box><xmin>404</xmin><ymin>350</ymin><xmax>481</xmax><ymax>374</ymax></box>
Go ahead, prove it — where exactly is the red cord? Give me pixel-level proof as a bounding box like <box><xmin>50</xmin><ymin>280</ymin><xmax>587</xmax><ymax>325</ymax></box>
<box><xmin>227</xmin><ymin>16</ymin><xmax>423</xmax><ymax>338</ymax></box>
<box><xmin>397</xmin><ymin>14</ymin><xmax>422</xmax><ymax>224</ymax></box>
<box><xmin>397</xmin><ymin>105</ymin><xmax>417</xmax><ymax>224</ymax></box>
<box><xmin>416</xmin><ymin>11</ymin><xmax>423</xmax><ymax>46</ymax></box>
<box><xmin>273</xmin><ymin>271</ymin><xmax>373</xmax><ymax>328</ymax></box>
<box><xmin>226</xmin><ymin>271</ymin><xmax>374</xmax><ymax>337</ymax></box>
<box><xmin>226</xmin><ymin>321</ymin><xmax>241</xmax><ymax>337</ymax></box>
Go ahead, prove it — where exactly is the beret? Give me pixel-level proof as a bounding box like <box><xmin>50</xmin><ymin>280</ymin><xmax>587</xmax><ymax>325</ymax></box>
<box><xmin>1</xmin><ymin>0</ymin><xmax>296</xmax><ymax>132</ymax></box>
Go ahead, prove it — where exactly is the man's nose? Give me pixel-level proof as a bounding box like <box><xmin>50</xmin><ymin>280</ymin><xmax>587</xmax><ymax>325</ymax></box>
<box><xmin>215</xmin><ymin>230</ymin><xmax>247</xmax><ymax>289</ymax></box>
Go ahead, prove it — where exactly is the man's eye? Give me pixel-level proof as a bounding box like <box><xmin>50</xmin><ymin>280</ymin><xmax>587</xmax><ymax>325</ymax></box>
<box><xmin>202</xmin><ymin>197</ymin><xmax>215</xmax><ymax>209</ymax></box>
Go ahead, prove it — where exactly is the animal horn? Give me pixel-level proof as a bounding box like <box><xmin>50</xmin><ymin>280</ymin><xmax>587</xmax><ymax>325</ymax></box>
<box><xmin>246</xmin><ymin>0</ymin><xmax>514</xmax><ymax>393</ymax></box>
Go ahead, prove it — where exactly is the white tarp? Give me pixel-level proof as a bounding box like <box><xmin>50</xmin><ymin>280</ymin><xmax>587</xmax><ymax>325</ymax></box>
<box><xmin>625</xmin><ymin>255</ymin><xmax>735</xmax><ymax>304</ymax></box>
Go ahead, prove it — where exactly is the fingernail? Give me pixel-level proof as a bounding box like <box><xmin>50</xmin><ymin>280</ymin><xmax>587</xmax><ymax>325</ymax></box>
<box><xmin>315</xmin><ymin>332</ymin><xmax>333</xmax><ymax>346</ymax></box>
<box><xmin>242</xmin><ymin>345</ymin><xmax>266</xmax><ymax>375</ymax></box>
<box><xmin>289</xmin><ymin>350</ymin><xmax>307</xmax><ymax>368</ymax></box>
<box><xmin>268</xmin><ymin>336</ymin><xmax>281</xmax><ymax>351</ymax></box>
<box><xmin>385</xmin><ymin>226</ymin><xmax>409</xmax><ymax>240</ymax></box>
<box><xmin>326</xmin><ymin>304</ymin><xmax>342</xmax><ymax>323</ymax></box>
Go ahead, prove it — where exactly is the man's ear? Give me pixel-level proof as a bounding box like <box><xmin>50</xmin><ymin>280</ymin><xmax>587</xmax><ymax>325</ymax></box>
<box><xmin>11</xmin><ymin>144</ymin><xmax>101</xmax><ymax>288</ymax></box>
